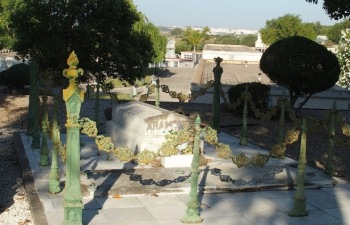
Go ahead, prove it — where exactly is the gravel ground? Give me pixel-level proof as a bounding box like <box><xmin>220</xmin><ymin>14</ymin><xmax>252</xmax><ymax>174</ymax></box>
<box><xmin>1</xmin><ymin>94</ymin><xmax>349</xmax><ymax>224</ymax></box>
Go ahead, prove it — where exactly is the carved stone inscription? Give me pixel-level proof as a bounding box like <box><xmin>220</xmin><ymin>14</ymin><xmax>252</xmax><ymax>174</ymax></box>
<box><xmin>145</xmin><ymin>113</ymin><xmax>191</xmax><ymax>136</ymax></box>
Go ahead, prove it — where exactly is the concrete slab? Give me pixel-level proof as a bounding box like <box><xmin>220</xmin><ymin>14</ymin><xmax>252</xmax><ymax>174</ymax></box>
<box><xmin>15</xmin><ymin>131</ymin><xmax>350</xmax><ymax>225</ymax></box>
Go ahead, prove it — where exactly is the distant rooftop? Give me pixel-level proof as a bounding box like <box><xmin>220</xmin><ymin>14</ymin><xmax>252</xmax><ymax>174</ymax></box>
<box><xmin>201</xmin><ymin>61</ymin><xmax>272</xmax><ymax>85</ymax></box>
<box><xmin>203</xmin><ymin>44</ymin><xmax>259</xmax><ymax>53</ymax></box>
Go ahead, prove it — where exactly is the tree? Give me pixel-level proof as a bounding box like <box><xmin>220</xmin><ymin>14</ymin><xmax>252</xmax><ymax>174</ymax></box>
<box><xmin>170</xmin><ymin>27</ymin><xmax>183</xmax><ymax>37</ymax></box>
<box><xmin>10</xmin><ymin>0</ymin><xmax>163</xmax><ymax>83</ymax></box>
<box><xmin>306</xmin><ymin>0</ymin><xmax>350</xmax><ymax>20</ymax></box>
<box><xmin>10</xmin><ymin>0</ymin><xmax>165</xmax><ymax>124</ymax></box>
<box><xmin>183</xmin><ymin>26</ymin><xmax>210</xmax><ymax>51</ymax></box>
<box><xmin>214</xmin><ymin>35</ymin><xmax>240</xmax><ymax>45</ymax></box>
<box><xmin>0</xmin><ymin>0</ymin><xmax>22</xmax><ymax>49</ymax></box>
<box><xmin>327</xmin><ymin>20</ymin><xmax>350</xmax><ymax>43</ymax></box>
<box><xmin>133</xmin><ymin>15</ymin><xmax>167</xmax><ymax>64</ymax></box>
<box><xmin>260</xmin><ymin>36</ymin><xmax>340</xmax><ymax>109</ymax></box>
<box><xmin>337</xmin><ymin>29</ymin><xmax>350</xmax><ymax>88</ymax></box>
<box><xmin>260</xmin><ymin>14</ymin><xmax>317</xmax><ymax>45</ymax></box>
<box><xmin>175</xmin><ymin>41</ymin><xmax>191</xmax><ymax>54</ymax></box>
<box><xmin>240</xmin><ymin>34</ymin><xmax>258</xmax><ymax>47</ymax></box>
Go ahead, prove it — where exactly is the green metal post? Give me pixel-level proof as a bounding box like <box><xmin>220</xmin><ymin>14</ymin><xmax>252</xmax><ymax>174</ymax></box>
<box><xmin>211</xmin><ymin>57</ymin><xmax>223</xmax><ymax>132</ymax></box>
<box><xmin>325</xmin><ymin>101</ymin><xmax>336</xmax><ymax>176</ymax></box>
<box><xmin>240</xmin><ymin>85</ymin><xmax>248</xmax><ymax>146</ymax></box>
<box><xmin>181</xmin><ymin>115</ymin><xmax>204</xmax><ymax>224</ymax></box>
<box><xmin>278</xmin><ymin>93</ymin><xmax>286</xmax><ymax>144</ymax></box>
<box><xmin>39</xmin><ymin>92</ymin><xmax>50</xmax><ymax>166</ymax></box>
<box><xmin>31</xmin><ymin>106</ymin><xmax>41</xmax><ymax>149</ymax></box>
<box><xmin>49</xmin><ymin>95</ymin><xmax>61</xmax><ymax>193</ymax></box>
<box><xmin>30</xmin><ymin>62</ymin><xmax>41</xmax><ymax>149</ymax></box>
<box><xmin>26</xmin><ymin>61</ymin><xmax>39</xmax><ymax>136</ymax></box>
<box><xmin>155</xmin><ymin>78</ymin><xmax>160</xmax><ymax>107</ymax></box>
<box><xmin>288</xmin><ymin>117</ymin><xmax>309</xmax><ymax>217</ymax></box>
<box><xmin>63</xmin><ymin>52</ymin><xmax>84</xmax><ymax>225</ymax></box>
<box><xmin>94</xmin><ymin>82</ymin><xmax>100</xmax><ymax>128</ymax></box>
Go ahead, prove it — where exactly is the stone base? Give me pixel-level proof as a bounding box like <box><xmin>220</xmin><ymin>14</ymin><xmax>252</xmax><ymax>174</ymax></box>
<box><xmin>161</xmin><ymin>154</ymin><xmax>194</xmax><ymax>168</ymax></box>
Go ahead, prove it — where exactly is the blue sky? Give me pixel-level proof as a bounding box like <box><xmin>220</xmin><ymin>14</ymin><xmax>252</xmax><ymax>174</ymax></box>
<box><xmin>132</xmin><ymin>0</ymin><xmax>338</xmax><ymax>30</ymax></box>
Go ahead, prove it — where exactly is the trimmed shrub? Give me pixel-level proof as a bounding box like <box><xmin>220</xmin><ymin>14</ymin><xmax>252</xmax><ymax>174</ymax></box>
<box><xmin>0</xmin><ymin>63</ymin><xmax>30</xmax><ymax>88</ymax></box>
<box><xmin>227</xmin><ymin>82</ymin><xmax>270</xmax><ymax>114</ymax></box>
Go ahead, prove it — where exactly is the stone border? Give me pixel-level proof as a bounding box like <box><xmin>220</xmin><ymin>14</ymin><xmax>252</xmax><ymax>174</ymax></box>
<box><xmin>13</xmin><ymin>132</ymin><xmax>48</xmax><ymax>225</ymax></box>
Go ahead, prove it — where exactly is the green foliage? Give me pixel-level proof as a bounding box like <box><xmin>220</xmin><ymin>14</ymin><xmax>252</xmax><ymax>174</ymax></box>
<box><xmin>0</xmin><ymin>0</ymin><xmax>22</xmax><ymax>49</ymax></box>
<box><xmin>227</xmin><ymin>82</ymin><xmax>271</xmax><ymax>114</ymax></box>
<box><xmin>213</xmin><ymin>34</ymin><xmax>257</xmax><ymax>47</ymax></box>
<box><xmin>306</xmin><ymin>0</ymin><xmax>350</xmax><ymax>20</ymax></box>
<box><xmin>182</xmin><ymin>26</ymin><xmax>210</xmax><ymax>51</ymax></box>
<box><xmin>337</xmin><ymin>28</ymin><xmax>350</xmax><ymax>88</ymax></box>
<box><xmin>175</xmin><ymin>41</ymin><xmax>191</xmax><ymax>54</ymax></box>
<box><xmin>101</xmin><ymin>82</ymin><xmax>114</xmax><ymax>93</ymax></box>
<box><xmin>260</xmin><ymin>14</ymin><xmax>317</xmax><ymax>45</ymax></box>
<box><xmin>240</xmin><ymin>34</ymin><xmax>258</xmax><ymax>47</ymax></box>
<box><xmin>89</xmin><ymin>92</ymin><xmax>132</xmax><ymax>100</ymax></box>
<box><xmin>170</xmin><ymin>28</ymin><xmax>183</xmax><ymax>37</ymax></box>
<box><xmin>326</xmin><ymin>21</ymin><xmax>350</xmax><ymax>44</ymax></box>
<box><xmin>10</xmin><ymin>0</ymin><xmax>162</xmax><ymax>84</ymax></box>
<box><xmin>214</xmin><ymin>35</ymin><xmax>240</xmax><ymax>45</ymax></box>
<box><xmin>260</xmin><ymin>36</ymin><xmax>340</xmax><ymax>108</ymax></box>
<box><xmin>0</xmin><ymin>63</ymin><xmax>29</xmax><ymax>88</ymax></box>
<box><xmin>133</xmin><ymin>15</ymin><xmax>167</xmax><ymax>63</ymax></box>
<box><xmin>109</xmin><ymin>78</ymin><xmax>129</xmax><ymax>88</ymax></box>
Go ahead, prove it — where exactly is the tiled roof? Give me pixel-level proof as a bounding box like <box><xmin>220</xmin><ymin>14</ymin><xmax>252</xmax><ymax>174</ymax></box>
<box><xmin>201</xmin><ymin>61</ymin><xmax>272</xmax><ymax>85</ymax></box>
<box><xmin>203</xmin><ymin>44</ymin><xmax>259</xmax><ymax>53</ymax></box>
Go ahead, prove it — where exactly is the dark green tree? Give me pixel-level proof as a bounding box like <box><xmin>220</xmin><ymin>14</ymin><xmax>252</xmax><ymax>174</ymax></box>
<box><xmin>241</xmin><ymin>34</ymin><xmax>258</xmax><ymax>47</ymax></box>
<box><xmin>326</xmin><ymin>20</ymin><xmax>350</xmax><ymax>43</ymax></box>
<box><xmin>260</xmin><ymin>14</ymin><xmax>317</xmax><ymax>45</ymax></box>
<box><xmin>170</xmin><ymin>27</ymin><xmax>183</xmax><ymax>37</ymax></box>
<box><xmin>0</xmin><ymin>0</ymin><xmax>22</xmax><ymax>49</ymax></box>
<box><xmin>175</xmin><ymin>41</ymin><xmax>191</xmax><ymax>54</ymax></box>
<box><xmin>306</xmin><ymin>0</ymin><xmax>350</xmax><ymax>20</ymax></box>
<box><xmin>10</xmin><ymin>0</ymin><xmax>162</xmax><ymax>83</ymax></box>
<box><xmin>260</xmin><ymin>36</ymin><xmax>340</xmax><ymax>109</ymax></box>
<box><xmin>214</xmin><ymin>35</ymin><xmax>240</xmax><ymax>45</ymax></box>
<box><xmin>183</xmin><ymin>26</ymin><xmax>211</xmax><ymax>51</ymax></box>
<box><xmin>10</xmin><ymin>0</ymin><xmax>165</xmax><ymax>124</ymax></box>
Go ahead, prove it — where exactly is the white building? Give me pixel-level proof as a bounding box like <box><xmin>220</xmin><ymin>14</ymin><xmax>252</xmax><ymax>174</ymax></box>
<box><xmin>254</xmin><ymin>33</ymin><xmax>267</xmax><ymax>53</ymax></box>
<box><xmin>202</xmin><ymin>44</ymin><xmax>262</xmax><ymax>63</ymax></box>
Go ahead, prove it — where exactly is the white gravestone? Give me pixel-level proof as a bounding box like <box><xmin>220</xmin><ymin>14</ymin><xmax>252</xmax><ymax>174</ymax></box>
<box><xmin>106</xmin><ymin>102</ymin><xmax>193</xmax><ymax>153</ymax></box>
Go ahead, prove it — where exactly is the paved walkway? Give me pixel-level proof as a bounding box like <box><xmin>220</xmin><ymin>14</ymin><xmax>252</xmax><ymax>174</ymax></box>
<box><xmin>14</xmin><ymin>131</ymin><xmax>350</xmax><ymax>225</ymax></box>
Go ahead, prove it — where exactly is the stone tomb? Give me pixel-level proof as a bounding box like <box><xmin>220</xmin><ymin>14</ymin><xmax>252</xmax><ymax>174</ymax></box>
<box><xmin>106</xmin><ymin>102</ymin><xmax>193</xmax><ymax>153</ymax></box>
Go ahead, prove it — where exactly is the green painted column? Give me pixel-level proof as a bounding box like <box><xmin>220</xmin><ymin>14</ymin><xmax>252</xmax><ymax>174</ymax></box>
<box><xmin>30</xmin><ymin>61</ymin><xmax>41</xmax><ymax>149</ymax></box>
<box><xmin>39</xmin><ymin>92</ymin><xmax>50</xmax><ymax>166</ymax></box>
<box><xmin>211</xmin><ymin>57</ymin><xmax>223</xmax><ymax>132</ymax></box>
<box><xmin>240</xmin><ymin>85</ymin><xmax>248</xmax><ymax>146</ymax></box>
<box><xmin>181</xmin><ymin>115</ymin><xmax>204</xmax><ymax>224</ymax></box>
<box><xmin>278</xmin><ymin>93</ymin><xmax>286</xmax><ymax>144</ymax></box>
<box><xmin>31</xmin><ymin>106</ymin><xmax>41</xmax><ymax>149</ymax></box>
<box><xmin>63</xmin><ymin>52</ymin><xmax>84</xmax><ymax>225</ymax></box>
<box><xmin>288</xmin><ymin>117</ymin><xmax>309</xmax><ymax>217</ymax></box>
<box><xmin>94</xmin><ymin>82</ymin><xmax>100</xmax><ymax>128</ymax></box>
<box><xmin>325</xmin><ymin>101</ymin><xmax>336</xmax><ymax>176</ymax></box>
<box><xmin>155</xmin><ymin>78</ymin><xmax>160</xmax><ymax>107</ymax></box>
<box><xmin>26</xmin><ymin>61</ymin><xmax>39</xmax><ymax>136</ymax></box>
<box><xmin>49</xmin><ymin>95</ymin><xmax>61</xmax><ymax>194</ymax></box>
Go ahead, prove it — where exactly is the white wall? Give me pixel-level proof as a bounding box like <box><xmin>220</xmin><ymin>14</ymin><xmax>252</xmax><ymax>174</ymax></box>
<box><xmin>202</xmin><ymin>50</ymin><xmax>262</xmax><ymax>62</ymax></box>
